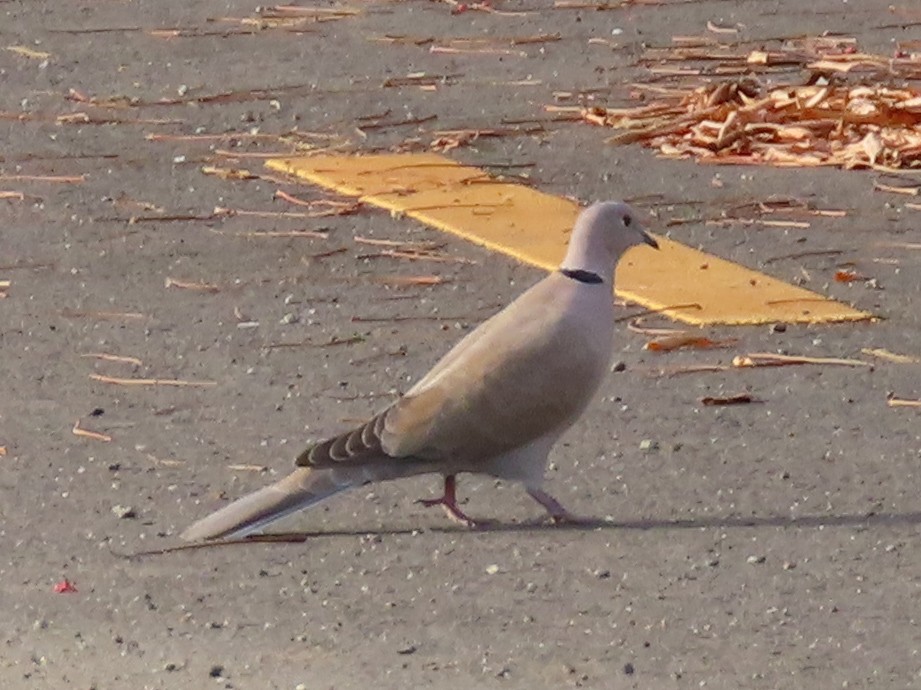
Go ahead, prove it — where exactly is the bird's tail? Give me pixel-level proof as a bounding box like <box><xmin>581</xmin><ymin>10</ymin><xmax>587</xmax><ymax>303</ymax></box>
<box><xmin>180</xmin><ymin>467</ymin><xmax>353</xmax><ymax>541</ymax></box>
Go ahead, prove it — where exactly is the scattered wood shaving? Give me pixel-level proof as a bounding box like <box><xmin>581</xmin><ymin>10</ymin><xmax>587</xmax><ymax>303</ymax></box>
<box><xmin>165</xmin><ymin>277</ymin><xmax>220</xmax><ymax>293</ymax></box>
<box><xmin>146</xmin><ymin>453</ymin><xmax>185</xmax><ymax>466</ymax></box>
<box><xmin>430</xmin><ymin>45</ymin><xmax>527</xmax><ymax>57</ymax></box>
<box><xmin>213</xmin><ymin>149</ymin><xmax>300</xmax><ymax>159</ymax></box>
<box><xmin>357</xmin><ymin>249</ymin><xmax>475</xmax><ymax>264</ymax></box>
<box><xmin>861</xmin><ymin>348</ymin><xmax>920</xmax><ymax>363</ymax></box>
<box><xmin>273</xmin><ymin>192</ymin><xmax>362</xmax><ymax>216</ymax></box>
<box><xmin>81</xmin><ymin>352</ymin><xmax>143</xmax><ymax>366</ymax></box>
<box><xmin>228</xmin><ymin>464</ymin><xmax>268</xmax><ymax>472</ymax></box>
<box><xmin>0</xmin><ymin>191</ymin><xmax>25</xmax><ymax>200</ymax></box>
<box><xmin>72</xmin><ymin>420</ymin><xmax>112</xmax><ymax>443</ymax></box>
<box><xmin>874</xmin><ymin>181</ymin><xmax>919</xmax><ymax>195</ymax></box>
<box><xmin>264</xmin><ymin>335</ymin><xmax>364</xmax><ymax>350</ymax></box>
<box><xmin>89</xmin><ymin>374</ymin><xmax>218</xmax><ymax>387</ymax></box>
<box><xmin>351</xmin><ymin>312</ymin><xmax>489</xmax><ymax>324</ymax></box>
<box><xmin>209</xmin><ymin>228</ymin><xmax>328</xmax><ymax>239</ymax></box>
<box><xmin>701</xmin><ymin>393</ymin><xmax>756</xmax><ymax>406</ymax></box>
<box><xmin>5</xmin><ymin>45</ymin><xmax>52</xmax><ymax>60</ymax></box>
<box><xmin>706</xmin><ymin>21</ymin><xmax>739</xmax><ymax>35</ymax></box>
<box><xmin>214</xmin><ymin>205</ymin><xmax>358</xmax><ymax>219</ymax></box>
<box><xmin>656</xmin><ymin>364</ymin><xmax>732</xmax><ymax>376</ymax></box>
<box><xmin>834</xmin><ymin>269</ymin><xmax>868</xmax><ymax>283</ymax></box>
<box><xmin>627</xmin><ymin>318</ymin><xmax>687</xmax><ymax>336</ymax></box>
<box><xmin>375</xmin><ymin>275</ymin><xmax>448</xmax><ymax>287</ymax></box>
<box><xmin>260</xmin><ymin>5</ymin><xmax>361</xmax><ymax>18</ymax></box>
<box><xmin>732</xmin><ymin>353</ymin><xmax>871</xmax><ymax>368</ymax></box>
<box><xmin>148</xmin><ymin>132</ymin><xmax>282</xmax><ymax>142</ymax></box>
<box><xmin>878</xmin><ymin>241</ymin><xmax>921</xmax><ymax>249</ymax></box>
<box><xmin>645</xmin><ymin>334</ymin><xmax>737</xmax><ymax>352</ymax></box>
<box><xmin>563</xmin><ymin>37</ymin><xmax>921</xmax><ymax>171</ymax></box>
<box><xmin>303</xmin><ymin>247</ymin><xmax>348</xmax><ymax>260</ymax></box>
<box><xmin>201</xmin><ymin>165</ymin><xmax>257</xmax><ymax>180</ymax></box>
<box><xmin>888</xmin><ymin>397</ymin><xmax>921</xmax><ymax>408</ymax></box>
<box><xmin>354</xmin><ymin>236</ymin><xmax>444</xmax><ymax>250</ymax></box>
<box><xmin>0</xmin><ymin>174</ymin><xmax>85</xmax><ymax>184</ymax></box>
<box><xmin>553</xmin><ymin>1</ymin><xmax>622</xmax><ymax>9</ymax></box>
<box><xmin>61</xmin><ymin>309</ymin><xmax>147</xmax><ymax>321</ymax></box>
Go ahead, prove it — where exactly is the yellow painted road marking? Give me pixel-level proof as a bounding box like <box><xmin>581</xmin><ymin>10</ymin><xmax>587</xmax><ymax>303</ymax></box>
<box><xmin>266</xmin><ymin>153</ymin><xmax>872</xmax><ymax>326</ymax></box>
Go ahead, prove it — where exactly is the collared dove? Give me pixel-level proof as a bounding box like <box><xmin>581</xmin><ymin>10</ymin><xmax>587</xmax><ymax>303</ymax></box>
<box><xmin>181</xmin><ymin>201</ymin><xmax>658</xmax><ymax>541</ymax></box>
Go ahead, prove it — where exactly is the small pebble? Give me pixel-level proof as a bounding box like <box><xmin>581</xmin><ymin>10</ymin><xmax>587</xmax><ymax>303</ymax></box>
<box><xmin>111</xmin><ymin>505</ymin><xmax>136</xmax><ymax>519</ymax></box>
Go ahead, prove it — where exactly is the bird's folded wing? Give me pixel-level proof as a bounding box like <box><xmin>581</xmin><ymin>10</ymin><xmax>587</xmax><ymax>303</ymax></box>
<box><xmin>298</xmin><ymin>276</ymin><xmax>605</xmax><ymax>471</ymax></box>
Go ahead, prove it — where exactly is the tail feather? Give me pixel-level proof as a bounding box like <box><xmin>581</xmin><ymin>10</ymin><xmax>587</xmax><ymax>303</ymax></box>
<box><xmin>180</xmin><ymin>468</ymin><xmax>352</xmax><ymax>541</ymax></box>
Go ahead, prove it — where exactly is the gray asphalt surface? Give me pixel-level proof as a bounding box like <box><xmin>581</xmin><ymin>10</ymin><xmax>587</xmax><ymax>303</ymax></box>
<box><xmin>2</xmin><ymin>1</ymin><xmax>921</xmax><ymax>688</ymax></box>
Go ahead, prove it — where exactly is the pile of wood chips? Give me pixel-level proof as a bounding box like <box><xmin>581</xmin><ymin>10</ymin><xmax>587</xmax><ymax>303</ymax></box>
<box><xmin>572</xmin><ymin>37</ymin><xmax>921</xmax><ymax>170</ymax></box>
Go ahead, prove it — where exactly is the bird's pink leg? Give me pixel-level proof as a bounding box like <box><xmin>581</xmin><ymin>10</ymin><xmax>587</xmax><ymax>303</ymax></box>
<box><xmin>526</xmin><ymin>487</ymin><xmax>590</xmax><ymax>525</ymax></box>
<box><xmin>417</xmin><ymin>475</ymin><xmax>479</xmax><ymax>527</ymax></box>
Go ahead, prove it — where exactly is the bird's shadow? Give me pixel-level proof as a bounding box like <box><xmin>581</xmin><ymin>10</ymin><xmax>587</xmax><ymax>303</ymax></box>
<box><xmin>130</xmin><ymin>510</ymin><xmax>921</xmax><ymax>558</ymax></box>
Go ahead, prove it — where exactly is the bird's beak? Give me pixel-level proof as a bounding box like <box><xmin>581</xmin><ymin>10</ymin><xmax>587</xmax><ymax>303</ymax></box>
<box><xmin>641</xmin><ymin>228</ymin><xmax>659</xmax><ymax>250</ymax></box>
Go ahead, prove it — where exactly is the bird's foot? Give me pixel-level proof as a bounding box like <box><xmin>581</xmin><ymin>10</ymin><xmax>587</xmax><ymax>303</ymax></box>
<box><xmin>416</xmin><ymin>475</ymin><xmax>482</xmax><ymax>528</ymax></box>
<box><xmin>417</xmin><ymin>496</ymin><xmax>481</xmax><ymax>528</ymax></box>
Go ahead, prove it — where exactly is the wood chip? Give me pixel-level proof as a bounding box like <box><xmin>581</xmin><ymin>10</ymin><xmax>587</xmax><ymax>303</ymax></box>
<box><xmin>656</xmin><ymin>364</ymin><xmax>732</xmax><ymax>376</ymax></box>
<box><xmin>5</xmin><ymin>45</ymin><xmax>52</xmax><ymax>60</ymax></box>
<box><xmin>165</xmin><ymin>277</ymin><xmax>220</xmax><ymax>293</ymax></box>
<box><xmin>263</xmin><ymin>335</ymin><xmax>364</xmax><ymax>350</ymax></box>
<box><xmin>0</xmin><ymin>174</ymin><xmax>85</xmax><ymax>184</ymax></box>
<box><xmin>209</xmin><ymin>228</ymin><xmax>328</xmax><ymax>239</ymax></box>
<box><xmin>568</xmin><ymin>38</ymin><xmax>921</xmax><ymax>171</ymax></box>
<box><xmin>701</xmin><ymin>393</ymin><xmax>756</xmax><ymax>405</ymax></box>
<box><xmin>227</xmin><ymin>464</ymin><xmax>268</xmax><ymax>472</ymax></box>
<box><xmin>380</xmin><ymin>274</ymin><xmax>448</xmax><ymax>288</ymax></box>
<box><xmin>81</xmin><ymin>352</ymin><xmax>144</xmax><ymax>366</ymax></box>
<box><xmin>888</xmin><ymin>397</ymin><xmax>921</xmax><ymax>408</ymax></box>
<box><xmin>201</xmin><ymin>165</ymin><xmax>257</xmax><ymax>180</ymax></box>
<box><xmin>732</xmin><ymin>353</ymin><xmax>871</xmax><ymax>368</ymax></box>
<box><xmin>834</xmin><ymin>269</ymin><xmax>867</xmax><ymax>283</ymax></box>
<box><xmin>89</xmin><ymin>374</ymin><xmax>218</xmax><ymax>387</ymax></box>
<box><xmin>61</xmin><ymin>309</ymin><xmax>147</xmax><ymax>321</ymax></box>
<box><xmin>358</xmin><ymin>249</ymin><xmax>474</xmax><ymax>264</ymax></box>
<box><xmin>645</xmin><ymin>334</ymin><xmax>737</xmax><ymax>352</ymax></box>
<box><xmin>72</xmin><ymin>420</ymin><xmax>112</xmax><ymax>442</ymax></box>
<box><xmin>861</xmin><ymin>348</ymin><xmax>920</xmax><ymax>364</ymax></box>
<box><xmin>874</xmin><ymin>181</ymin><xmax>920</xmax><ymax>195</ymax></box>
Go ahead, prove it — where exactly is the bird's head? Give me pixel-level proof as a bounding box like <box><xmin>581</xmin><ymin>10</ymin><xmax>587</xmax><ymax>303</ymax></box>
<box><xmin>562</xmin><ymin>201</ymin><xmax>658</xmax><ymax>284</ymax></box>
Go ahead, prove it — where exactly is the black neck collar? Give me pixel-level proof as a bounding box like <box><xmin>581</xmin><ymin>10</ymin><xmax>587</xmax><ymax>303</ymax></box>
<box><xmin>560</xmin><ymin>268</ymin><xmax>604</xmax><ymax>284</ymax></box>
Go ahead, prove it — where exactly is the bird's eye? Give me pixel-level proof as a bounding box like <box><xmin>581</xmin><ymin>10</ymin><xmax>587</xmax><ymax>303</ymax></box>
<box><xmin>623</xmin><ymin>214</ymin><xmax>632</xmax><ymax>227</ymax></box>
